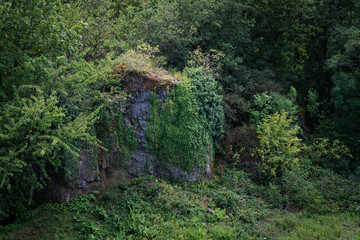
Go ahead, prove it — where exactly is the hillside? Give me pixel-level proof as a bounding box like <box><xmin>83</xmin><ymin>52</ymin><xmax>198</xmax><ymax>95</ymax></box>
<box><xmin>1</xmin><ymin>0</ymin><xmax>359</xmax><ymax>239</ymax></box>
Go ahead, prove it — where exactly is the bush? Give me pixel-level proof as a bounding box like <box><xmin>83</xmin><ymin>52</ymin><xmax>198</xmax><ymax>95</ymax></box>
<box><xmin>266</xmin><ymin>162</ymin><xmax>360</xmax><ymax>213</ymax></box>
<box><xmin>281</xmin><ymin>168</ymin><xmax>328</xmax><ymax>212</ymax></box>
<box><xmin>185</xmin><ymin>67</ymin><xmax>225</xmax><ymax>146</ymax></box>
<box><xmin>254</xmin><ymin>111</ymin><xmax>302</xmax><ymax>179</ymax></box>
<box><xmin>308</xmin><ymin>138</ymin><xmax>353</xmax><ymax>173</ymax></box>
<box><xmin>115</xmin><ymin>44</ymin><xmax>166</xmax><ymax>72</ymax></box>
<box><xmin>73</xmin><ymin>0</ymin><xmax>117</xmax><ymax>61</ymax></box>
<box><xmin>209</xmin><ymin>224</ymin><xmax>236</xmax><ymax>239</ymax></box>
<box><xmin>0</xmin><ymin>0</ymin><xmax>81</xmax><ymax>101</ymax></box>
<box><xmin>250</xmin><ymin>87</ymin><xmax>298</xmax><ymax>125</ymax></box>
<box><xmin>0</xmin><ymin>87</ymin><xmax>101</xmax><ymax>221</ymax></box>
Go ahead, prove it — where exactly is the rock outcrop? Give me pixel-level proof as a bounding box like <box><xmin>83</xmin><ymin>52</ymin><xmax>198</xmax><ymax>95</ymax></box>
<box><xmin>115</xmin><ymin>64</ymin><xmax>211</xmax><ymax>181</ymax></box>
<box><xmin>40</xmin><ymin>64</ymin><xmax>210</xmax><ymax>202</ymax></box>
<box><xmin>124</xmin><ymin>89</ymin><xmax>211</xmax><ymax>181</ymax></box>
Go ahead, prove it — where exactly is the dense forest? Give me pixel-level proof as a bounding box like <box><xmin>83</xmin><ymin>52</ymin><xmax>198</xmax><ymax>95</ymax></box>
<box><xmin>0</xmin><ymin>0</ymin><xmax>360</xmax><ymax>239</ymax></box>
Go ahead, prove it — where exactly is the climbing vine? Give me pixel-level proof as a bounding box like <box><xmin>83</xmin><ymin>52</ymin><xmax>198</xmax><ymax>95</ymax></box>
<box><xmin>146</xmin><ymin>80</ymin><xmax>212</xmax><ymax>172</ymax></box>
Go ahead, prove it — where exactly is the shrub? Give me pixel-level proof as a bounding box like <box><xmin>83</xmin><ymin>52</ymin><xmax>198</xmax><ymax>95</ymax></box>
<box><xmin>267</xmin><ymin>183</ymin><xmax>286</xmax><ymax>208</ymax></box>
<box><xmin>74</xmin><ymin>0</ymin><xmax>117</xmax><ymax>61</ymax></box>
<box><xmin>73</xmin><ymin>213</ymin><xmax>100</xmax><ymax>237</ymax></box>
<box><xmin>209</xmin><ymin>224</ymin><xmax>236</xmax><ymax>240</ymax></box>
<box><xmin>187</xmin><ymin>48</ymin><xmax>225</xmax><ymax>79</ymax></box>
<box><xmin>185</xmin><ymin>67</ymin><xmax>225</xmax><ymax>146</ymax></box>
<box><xmin>254</xmin><ymin>111</ymin><xmax>302</xmax><ymax>179</ymax></box>
<box><xmin>0</xmin><ymin>0</ymin><xmax>82</xmax><ymax>101</ymax></box>
<box><xmin>0</xmin><ymin>87</ymin><xmax>101</xmax><ymax>221</ymax></box>
<box><xmin>282</xmin><ymin>168</ymin><xmax>328</xmax><ymax>212</ymax></box>
<box><xmin>308</xmin><ymin>138</ymin><xmax>353</xmax><ymax>173</ymax></box>
<box><xmin>250</xmin><ymin>87</ymin><xmax>298</xmax><ymax>125</ymax></box>
<box><xmin>116</xmin><ymin>44</ymin><xmax>166</xmax><ymax>72</ymax></box>
<box><xmin>266</xmin><ymin>161</ymin><xmax>360</xmax><ymax>213</ymax></box>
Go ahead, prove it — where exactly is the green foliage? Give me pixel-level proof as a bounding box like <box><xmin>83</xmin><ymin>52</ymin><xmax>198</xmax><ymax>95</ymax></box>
<box><xmin>0</xmin><ymin>0</ymin><xmax>82</xmax><ymax>100</ymax></box>
<box><xmin>0</xmin><ymin>87</ymin><xmax>101</xmax><ymax>221</ymax></box>
<box><xmin>68</xmin><ymin>194</ymin><xmax>96</xmax><ymax>213</ymax></box>
<box><xmin>306</xmin><ymin>89</ymin><xmax>324</xmax><ymax>120</ymax></box>
<box><xmin>53</xmin><ymin>56</ymin><xmax>126</xmax><ymax>115</ymax></box>
<box><xmin>50</xmin><ymin>55</ymin><xmax>131</xmax><ymax>178</ymax></box>
<box><xmin>315</xmin><ymin>9</ymin><xmax>360</xmax><ymax>159</ymax></box>
<box><xmin>309</xmin><ymin>138</ymin><xmax>353</xmax><ymax>172</ymax></box>
<box><xmin>317</xmin><ymin>70</ymin><xmax>360</xmax><ymax>159</ymax></box>
<box><xmin>266</xmin><ymin>212</ymin><xmax>360</xmax><ymax>240</ymax></box>
<box><xmin>0</xmin><ymin>0</ymin><xmax>359</xmax><ymax>236</ymax></box>
<box><xmin>208</xmin><ymin>225</ymin><xmax>237</xmax><ymax>240</ymax></box>
<box><xmin>74</xmin><ymin>0</ymin><xmax>117</xmax><ymax>61</ymax></box>
<box><xmin>112</xmin><ymin>0</ymin><xmax>145</xmax><ymax>16</ymax></box>
<box><xmin>207</xmin><ymin>208</ymin><xmax>227</xmax><ymax>223</ymax></box>
<box><xmin>73</xmin><ymin>213</ymin><xmax>100</xmax><ymax>237</ymax></box>
<box><xmin>2</xmin><ymin>169</ymin><xmax>360</xmax><ymax>239</ymax></box>
<box><xmin>266</xmin><ymin>183</ymin><xmax>286</xmax><ymax>208</ymax></box>
<box><xmin>114</xmin><ymin>0</ymin><xmax>195</xmax><ymax>65</ymax></box>
<box><xmin>187</xmin><ymin>48</ymin><xmax>225</xmax><ymax>79</ymax></box>
<box><xmin>281</xmin><ymin>168</ymin><xmax>328</xmax><ymax>212</ymax></box>
<box><xmin>53</xmin><ymin>55</ymin><xmax>131</xmax><ymax>160</ymax></box>
<box><xmin>119</xmin><ymin>208</ymin><xmax>159</xmax><ymax>238</ymax></box>
<box><xmin>0</xmin><ymin>4</ymin><xmax>130</xmax><ymax>222</ymax></box>
<box><xmin>266</xmin><ymin>160</ymin><xmax>360</xmax><ymax>213</ymax></box>
<box><xmin>116</xmin><ymin>43</ymin><xmax>166</xmax><ymax>72</ymax></box>
<box><xmin>115</xmin><ymin>0</ymin><xmax>253</xmax><ymax>76</ymax></box>
<box><xmin>255</xmin><ymin>111</ymin><xmax>302</xmax><ymax>179</ymax></box>
<box><xmin>250</xmin><ymin>0</ymin><xmax>320</xmax><ymax>86</ymax></box>
<box><xmin>147</xmin><ymin>80</ymin><xmax>211</xmax><ymax>172</ymax></box>
<box><xmin>250</xmin><ymin>87</ymin><xmax>298</xmax><ymax>125</ymax></box>
<box><xmin>185</xmin><ymin>67</ymin><xmax>225</xmax><ymax>146</ymax></box>
<box><xmin>327</xmin><ymin>26</ymin><xmax>360</xmax><ymax>71</ymax></box>
<box><xmin>330</xmin><ymin>72</ymin><xmax>360</xmax><ymax>113</ymax></box>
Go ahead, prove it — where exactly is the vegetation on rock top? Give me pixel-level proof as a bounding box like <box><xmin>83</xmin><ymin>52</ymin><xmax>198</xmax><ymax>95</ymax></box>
<box><xmin>0</xmin><ymin>0</ymin><xmax>359</xmax><ymax>238</ymax></box>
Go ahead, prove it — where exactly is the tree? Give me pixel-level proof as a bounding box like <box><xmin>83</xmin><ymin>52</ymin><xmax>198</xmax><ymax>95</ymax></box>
<box><xmin>255</xmin><ymin>111</ymin><xmax>302</xmax><ymax>179</ymax></box>
<box><xmin>249</xmin><ymin>87</ymin><xmax>298</xmax><ymax>125</ymax></box>
<box><xmin>0</xmin><ymin>0</ymin><xmax>82</xmax><ymax>100</ymax></box>
<box><xmin>71</xmin><ymin>0</ymin><xmax>118</xmax><ymax>61</ymax></box>
<box><xmin>0</xmin><ymin>87</ymin><xmax>101</xmax><ymax>221</ymax></box>
<box><xmin>318</xmin><ymin>23</ymin><xmax>360</xmax><ymax>159</ymax></box>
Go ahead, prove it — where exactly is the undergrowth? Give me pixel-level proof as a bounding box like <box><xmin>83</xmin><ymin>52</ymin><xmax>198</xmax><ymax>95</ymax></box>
<box><xmin>1</xmin><ymin>168</ymin><xmax>359</xmax><ymax>240</ymax></box>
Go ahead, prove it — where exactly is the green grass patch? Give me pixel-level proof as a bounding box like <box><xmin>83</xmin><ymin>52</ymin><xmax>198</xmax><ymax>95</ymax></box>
<box><xmin>265</xmin><ymin>212</ymin><xmax>360</xmax><ymax>240</ymax></box>
<box><xmin>1</xmin><ymin>169</ymin><xmax>359</xmax><ymax>240</ymax></box>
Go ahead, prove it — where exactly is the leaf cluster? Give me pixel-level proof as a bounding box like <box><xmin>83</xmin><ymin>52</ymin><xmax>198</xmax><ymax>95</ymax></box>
<box><xmin>255</xmin><ymin>111</ymin><xmax>302</xmax><ymax>178</ymax></box>
<box><xmin>146</xmin><ymin>80</ymin><xmax>211</xmax><ymax>172</ymax></box>
<box><xmin>0</xmin><ymin>86</ymin><xmax>101</xmax><ymax>221</ymax></box>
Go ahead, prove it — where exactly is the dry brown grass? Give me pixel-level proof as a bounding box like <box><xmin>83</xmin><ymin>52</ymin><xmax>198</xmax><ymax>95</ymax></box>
<box><xmin>111</xmin><ymin>63</ymin><xmax>179</xmax><ymax>93</ymax></box>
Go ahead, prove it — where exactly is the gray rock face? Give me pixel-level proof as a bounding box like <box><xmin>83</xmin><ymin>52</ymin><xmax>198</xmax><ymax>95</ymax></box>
<box><xmin>41</xmin><ymin>70</ymin><xmax>211</xmax><ymax>203</ymax></box>
<box><xmin>124</xmin><ymin>89</ymin><xmax>163</xmax><ymax>177</ymax></box>
<box><xmin>123</xmin><ymin>81</ymin><xmax>211</xmax><ymax>182</ymax></box>
<box><xmin>128</xmin><ymin>150</ymin><xmax>156</xmax><ymax>176</ymax></box>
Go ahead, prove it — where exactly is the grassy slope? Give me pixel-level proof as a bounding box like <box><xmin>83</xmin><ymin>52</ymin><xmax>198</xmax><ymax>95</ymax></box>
<box><xmin>1</xmin><ymin>169</ymin><xmax>359</xmax><ymax>240</ymax></box>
